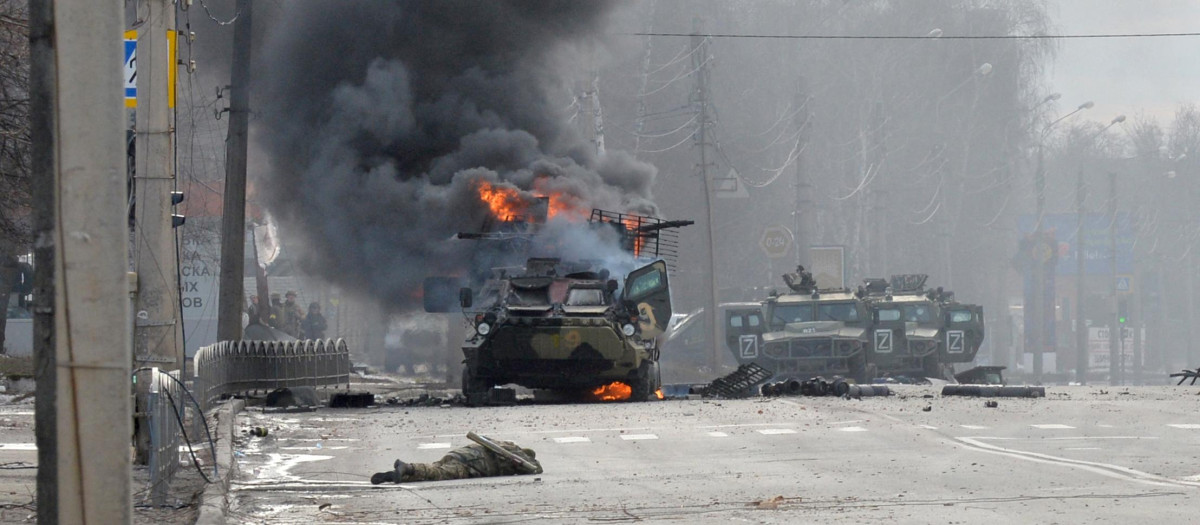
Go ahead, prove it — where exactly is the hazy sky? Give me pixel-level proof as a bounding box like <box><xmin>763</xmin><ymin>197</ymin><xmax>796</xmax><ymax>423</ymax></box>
<box><xmin>1048</xmin><ymin>0</ymin><xmax>1200</xmax><ymax>126</ymax></box>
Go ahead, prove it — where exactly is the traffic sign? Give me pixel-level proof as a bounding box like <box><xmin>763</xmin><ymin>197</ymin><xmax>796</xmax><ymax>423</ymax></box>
<box><xmin>759</xmin><ymin>225</ymin><xmax>793</xmax><ymax>258</ymax></box>
<box><xmin>124</xmin><ymin>30</ymin><xmax>137</xmax><ymax>107</ymax></box>
<box><xmin>1115</xmin><ymin>275</ymin><xmax>1132</xmax><ymax>294</ymax></box>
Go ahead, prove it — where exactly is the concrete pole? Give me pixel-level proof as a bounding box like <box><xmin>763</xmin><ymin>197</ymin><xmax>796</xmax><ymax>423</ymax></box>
<box><xmin>216</xmin><ymin>0</ymin><xmax>253</xmax><ymax>342</ymax></box>
<box><xmin>1108</xmin><ymin>172</ymin><xmax>1119</xmax><ymax>385</ymax></box>
<box><xmin>31</xmin><ymin>1</ymin><xmax>132</xmax><ymax>523</ymax></box>
<box><xmin>1075</xmin><ymin>169</ymin><xmax>1088</xmax><ymax>384</ymax></box>
<box><xmin>691</xmin><ymin>19</ymin><xmax>722</xmax><ymax>372</ymax></box>
<box><xmin>132</xmin><ymin>0</ymin><xmax>182</xmax><ymax>369</ymax></box>
<box><xmin>1031</xmin><ymin>143</ymin><xmax>1046</xmax><ymax>381</ymax></box>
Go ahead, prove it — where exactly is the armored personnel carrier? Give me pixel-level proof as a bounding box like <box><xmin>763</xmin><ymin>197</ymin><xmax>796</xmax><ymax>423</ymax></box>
<box><xmin>724</xmin><ymin>267</ymin><xmax>874</xmax><ymax>382</ymax></box>
<box><xmin>860</xmin><ymin>275</ymin><xmax>985</xmax><ymax>380</ymax></box>
<box><xmin>457</xmin><ymin>257</ymin><xmax>672</xmax><ymax>400</ymax></box>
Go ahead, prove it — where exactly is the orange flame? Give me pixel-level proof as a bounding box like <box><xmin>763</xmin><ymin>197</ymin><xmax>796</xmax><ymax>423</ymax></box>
<box><xmin>590</xmin><ymin>381</ymin><xmax>633</xmax><ymax>401</ymax></box>
<box><xmin>621</xmin><ymin>217</ymin><xmax>645</xmax><ymax>257</ymax></box>
<box><xmin>654</xmin><ymin>388</ymin><xmax>664</xmax><ymax>400</ymax></box>
<box><xmin>477</xmin><ymin>181</ymin><xmax>527</xmax><ymax>222</ymax></box>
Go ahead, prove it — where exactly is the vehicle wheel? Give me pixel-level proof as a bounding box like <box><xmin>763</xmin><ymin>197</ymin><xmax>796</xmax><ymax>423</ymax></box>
<box><xmin>630</xmin><ymin>361</ymin><xmax>660</xmax><ymax>401</ymax></box>
<box><xmin>461</xmin><ymin>364</ymin><xmax>490</xmax><ymax>395</ymax></box>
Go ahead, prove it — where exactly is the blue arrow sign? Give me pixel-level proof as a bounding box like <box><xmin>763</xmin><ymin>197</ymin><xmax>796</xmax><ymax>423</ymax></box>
<box><xmin>1116</xmin><ymin>276</ymin><xmax>1131</xmax><ymax>292</ymax></box>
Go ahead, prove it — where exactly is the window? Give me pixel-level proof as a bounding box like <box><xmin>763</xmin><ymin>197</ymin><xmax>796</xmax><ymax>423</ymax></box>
<box><xmin>949</xmin><ymin>310</ymin><xmax>973</xmax><ymax>323</ymax></box>
<box><xmin>771</xmin><ymin>304</ymin><xmax>814</xmax><ymax>328</ymax></box>
<box><xmin>748</xmin><ymin>314</ymin><xmax>761</xmax><ymax>327</ymax></box>
<box><xmin>627</xmin><ymin>269</ymin><xmax>663</xmax><ymax>298</ymax></box>
<box><xmin>565</xmin><ymin>288</ymin><xmax>605</xmax><ymax>306</ymax></box>
<box><xmin>877</xmin><ymin>309</ymin><xmax>901</xmax><ymax>322</ymax></box>
<box><xmin>903</xmin><ymin>304</ymin><xmax>934</xmax><ymax>322</ymax></box>
<box><xmin>730</xmin><ymin>316</ymin><xmax>744</xmax><ymax>328</ymax></box>
<box><xmin>818</xmin><ymin>302</ymin><xmax>859</xmax><ymax>322</ymax></box>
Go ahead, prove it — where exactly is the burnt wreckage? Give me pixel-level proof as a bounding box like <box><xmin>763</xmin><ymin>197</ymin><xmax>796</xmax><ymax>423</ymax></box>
<box><xmin>427</xmin><ymin>204</ymin><xmax>692</xmax><ymax>400</ymax></box>
<box><xmin>724</xmin><ymin>269</ymin><xmax>985</xmax><ymax>383</ymax></box>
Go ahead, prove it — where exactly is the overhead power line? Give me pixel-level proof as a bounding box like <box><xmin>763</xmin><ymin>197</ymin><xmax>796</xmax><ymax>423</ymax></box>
<box><xmin>626</xmin><ymin>31</ymin><xmax>1200</xmax><ymax>40</ymax></box>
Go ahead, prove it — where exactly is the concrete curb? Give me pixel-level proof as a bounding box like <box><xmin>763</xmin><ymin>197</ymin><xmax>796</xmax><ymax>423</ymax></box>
<box><xmin>194</xmin><ymin>398</ymin><xmax>244</xmax><ymax>525</ymax></box>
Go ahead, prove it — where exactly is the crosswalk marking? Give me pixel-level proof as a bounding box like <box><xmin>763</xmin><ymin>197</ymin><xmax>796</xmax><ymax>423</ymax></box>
<box><xmin>553</xmin><ymin>436</ymin><xmax>591</xmax><ymax>444</ymax></box>
<box><xmin>620</xmin><ymin>434</ymin><xmax>659</xmax><ymax>441</ymax></box>
<box><xmin>1167</xmin><ymin>424</ymin><xmax>1200</xmax><ymax>429</ymax></box>
<box><xmin>706</xmin><ymin>432</ymin><xmax>729</xmax><ymax>438</ymax></box>
<box><xmin>1031</xmin><ymin>424</ymin><xmax>1076</xmax><ymax>430</ymax></box>
<box><xmin>919</xmin><ymin>425</ymin><xmax>938</xmax><ymax>430</ymax></box>
<box><xmin>838</xmin><ymin>426</ymin><xmax>868</xmax><ymax>432</ymax></box>
<box><xmin>960</xmin><ymin>425</ymin><xmax>988</xmax><ymax>430</ymax></box>
<box><xmin>757</xmin><ymin>428</ymin><xmax>797</xmax><ymax>435</ymax></box>
<box><xmin>417</xmin><ymin>443</ymin><xmax>451</xmax><ymax>450</ymax></box>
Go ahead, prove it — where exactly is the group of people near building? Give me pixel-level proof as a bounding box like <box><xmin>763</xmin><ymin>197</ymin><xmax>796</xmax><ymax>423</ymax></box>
<box><xmin>246</xmin><ymin>290</ymin><xmax>327</xmax><ymax>339</ymax></box>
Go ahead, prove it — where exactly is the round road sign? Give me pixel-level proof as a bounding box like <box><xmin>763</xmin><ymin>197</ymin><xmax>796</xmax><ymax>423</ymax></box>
<box><xmin>760</xmin><ymin>225</ymin><xmax>793</xmax><ymax>258</ymax></box>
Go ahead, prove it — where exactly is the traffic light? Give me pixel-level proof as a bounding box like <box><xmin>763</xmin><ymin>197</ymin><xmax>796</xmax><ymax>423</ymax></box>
<box><xmin>170</xmin><ymin>191</ymin><xmax>185</xmax><ymax>228</ymax></box>
<box><xmin>1117</xmin><ymin>297</ymin><xmax>1129</xmax><ymax>324</ymax></box>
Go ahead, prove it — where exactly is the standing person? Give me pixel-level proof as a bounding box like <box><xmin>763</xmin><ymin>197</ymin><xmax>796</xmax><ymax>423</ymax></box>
<box><xmin>282</xmin><ymin>290</ymin><xmax>303</xmax><ymax>337</ymax></box>
<box><xmin>246</xmin><ymin>295</ymin><xmax>261</xmax><ymax>325</ymax></box>
<box><xmin>301</xmin><ymin>301</ymin><xmax>328</xmax><ymax>340</ymax></box>
<box><xmin>268</xmin><ymin>292</ymin><xmax>284</xmax><ymax>329</ymax></box>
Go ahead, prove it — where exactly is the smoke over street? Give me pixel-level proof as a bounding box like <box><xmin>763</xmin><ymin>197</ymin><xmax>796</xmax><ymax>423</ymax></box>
<box><xmin>257</xmin><ymin>1</ymin><xmax>658</xmax><ymax>309</ymax></box>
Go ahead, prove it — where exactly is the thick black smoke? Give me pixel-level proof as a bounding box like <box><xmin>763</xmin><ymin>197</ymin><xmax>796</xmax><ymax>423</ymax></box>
<box><xmin>256</xmin><ymin>1</ymin><xmax>658</xmax><ymax>309</ymax></box>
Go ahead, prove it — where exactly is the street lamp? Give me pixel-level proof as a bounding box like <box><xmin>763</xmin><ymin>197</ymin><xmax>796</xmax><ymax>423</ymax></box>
<box><xmin>1030</xmin><ymin>100</ymin><xmax>1093</xmax><ymax>381</ymax></box>
<box><xmin>1074</xmin><ymin>114</ymin><xmax>1126</xmax><ymax>385</ymax></box>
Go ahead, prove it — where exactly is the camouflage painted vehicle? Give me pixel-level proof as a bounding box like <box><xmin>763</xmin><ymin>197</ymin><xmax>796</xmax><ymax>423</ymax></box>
<box><xmin>860</xmin><ymin>275</ymin><xmax>985</xmax><ymax>380</ymax></box>
<box><xmin>724</xmin><ymin>268</ymin><xmax>874</xmax><ymax>382</ymax></box>
<box><xmin>457</xmin><ymin>257</ymin><xmax>672</xmax><ymax>400</ymax></box>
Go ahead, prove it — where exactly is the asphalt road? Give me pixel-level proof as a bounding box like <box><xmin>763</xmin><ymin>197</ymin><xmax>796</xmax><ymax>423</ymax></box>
<box><xmin>227</xmin><ymin>385</ymin><xmax>1200</xmax><ymax>524</ymax></box>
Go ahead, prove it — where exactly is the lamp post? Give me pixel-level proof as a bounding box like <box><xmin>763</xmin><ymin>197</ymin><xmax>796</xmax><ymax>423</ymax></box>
<box><xmin>1073</xmin><ymin>114</ymin><xmax>1125</xmax><ymax>385</ymax></box>
<box><xmin>1031</xmin><ymin>100</ymin><xmax>1093</xmax><ymax>381</ymax></box>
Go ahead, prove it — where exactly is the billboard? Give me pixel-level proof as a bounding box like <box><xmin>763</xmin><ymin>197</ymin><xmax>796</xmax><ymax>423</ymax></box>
<box><xmin>810</xmin><ymin>246</ymin><xmax>845</xmax><ymax>289</ymax></box>
<box><xmin>1017</xmin><ymin>213</ymin><xmax>1133</xmax><ymax>275</ymax></box>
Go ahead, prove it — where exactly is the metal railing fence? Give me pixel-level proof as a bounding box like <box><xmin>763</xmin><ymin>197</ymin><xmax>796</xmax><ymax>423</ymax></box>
<box><xmin>144</xmin><ymin>367</ymin><xmax>185</xmax><ymax>506</ymax></box>
<box><xmin>193</xmin><ymin>338</ymin><xmax>351</xmax><ymax>411</ymax></box>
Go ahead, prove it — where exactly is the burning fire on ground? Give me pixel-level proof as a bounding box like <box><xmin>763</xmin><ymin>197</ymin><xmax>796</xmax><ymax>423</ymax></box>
<box><xmin>590</xmin><ymin>381</ymin><xmax>632</xmax><ymax>401</ymax></box>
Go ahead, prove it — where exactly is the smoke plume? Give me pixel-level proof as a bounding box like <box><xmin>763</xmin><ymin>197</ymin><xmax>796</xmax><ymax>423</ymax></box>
<box><xmin>256</xmin><ymin>1</ymin><xmax>658</xmax><ymax>309</ymax></box>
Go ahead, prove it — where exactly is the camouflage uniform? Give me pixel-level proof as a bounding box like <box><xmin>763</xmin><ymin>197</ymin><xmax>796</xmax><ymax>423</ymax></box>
<box><xmin>374</xmin><ymin>441</ymin><xmax>540</xmax><ymax>483</ymax></box>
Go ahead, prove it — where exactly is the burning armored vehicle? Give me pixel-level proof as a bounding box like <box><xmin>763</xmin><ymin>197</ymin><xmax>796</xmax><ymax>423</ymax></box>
<box><xmin>425</xmin><ymin>195</ymin><xmax>691</xmax><ymax>401</ymax></box>
<box><xmin>457</xmin><ymin>257</ymin><xmax>672</xmax><ymax>401</ymax></box>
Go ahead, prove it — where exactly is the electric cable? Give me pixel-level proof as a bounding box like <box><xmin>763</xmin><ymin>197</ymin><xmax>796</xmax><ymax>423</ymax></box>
<box><xmin>625</xmin><ymin>31</ymin><xmax>1200</xmax><ymax>41</ymax></box>
<box><xmin>165</xmin><ymin>390</ymin><xmax>213</xmax><ymax>484</ymax></box>
<box><xmin>132</xmin><ymin>367</ymin><xmax>219</xmax><ymax>479</ymax></box>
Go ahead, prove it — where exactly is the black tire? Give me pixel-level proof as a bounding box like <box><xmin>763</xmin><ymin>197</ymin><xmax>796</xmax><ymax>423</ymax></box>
<box><xmin>461</xmin><ymin>364</ymin><xmax>490</xmax><ymax>395</ymax></box>
<box><xmin>630</xmin><ymin>361</ymin><xmax>661</xmax><ymax>401</ymax></box>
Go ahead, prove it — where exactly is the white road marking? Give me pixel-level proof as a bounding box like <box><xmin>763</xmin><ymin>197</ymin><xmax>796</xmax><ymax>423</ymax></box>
<box><xmin>1064</xmin><ymin>447</ymin><xmax>1102</xmax><ymax>451</ymax></box>
<box><xmin>620</xmin><ymin>434</ymin><xmax>659</xmax><ymax>441</ymax></box>
<box><xmin>829</xmin><ymin>419</ymin><xmax>866</xmax><ymax>425</ymax></box>
<box><xmin>553</xmin><ymin>436</ymin><xmax>591</xmax><ymax>444</ymax></box>
<box><xmin>280</xmin><ymin>446</ymin><xmax>348</xmax><ymax>451</ymax></box>
<box><xmin>530</xmin><ymin>427</ymin><xmax>651</xmax><ymax>435</ymax></box>
<box><xmin>1097</xmin><ymin>424</ymin><xmax>1114</xmax><ymax>428</ymax></box>
<box><xmin>919</xmin><ymin>425</ymin><xmax>938</xmax><ymax>430</ymax></box>
<box><xmin>960</xmin><ymin>425</ymin><xmax>988</xmax><ymax>430</ymax></box>
<box><xmin>1031</xmin><ymin>424</ymin><xmax>1076</xmax><ymax>430</ymax></box>
<box><xmin>706</xmin><ymin>432</ymin><xmax>729</xmax><ymax>438</ymax></box>
<box><xmin>698</xmin><ymin>423</ymin><xmax>794</xmax><ymax>429</ymax></box>
<box><xmin>1167</xmin><ymin>424</ymin><xmax>1200</xmax><ymax>429</ymax></box>
<box><xmin>757</xmin><ymin>428</ymin><xmax>797</xmax><ymax>435</ymax></box>
<box><xmin>838</xmin><ymin>426</ymin><xmax>868</xmax><ymax>432</ymax></box>
<box><xmin>0</xmin><ymin>443</ymin><xmax>36</xmax><ymax>451</ymax></box>
<box><xmin>416</xmin><ymin>443</ymin><xmax>451</xmax><ymax>450</ymax></box>
<box><xmin>954</xmin><ymin>437</ymin><xmax>1200</xmax><ymax>488</ymax></box>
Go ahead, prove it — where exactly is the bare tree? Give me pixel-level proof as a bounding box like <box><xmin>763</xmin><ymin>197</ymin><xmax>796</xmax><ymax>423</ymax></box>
<box><xmin>0</xmin><ymin>0</ymin><xmax>31</xmax><ymax>353</ymax></box>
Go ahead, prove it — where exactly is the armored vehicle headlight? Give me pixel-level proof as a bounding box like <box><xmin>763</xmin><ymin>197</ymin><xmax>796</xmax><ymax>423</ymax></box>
<box><xmin>622</xmin><ymin>323</ymin><xmax>636</xmax><ymax>336</ymax></box>
<box><xmin>476</xmin><ymin>322</ymin><xmax>492</xmax><ymax>336</ymax></box>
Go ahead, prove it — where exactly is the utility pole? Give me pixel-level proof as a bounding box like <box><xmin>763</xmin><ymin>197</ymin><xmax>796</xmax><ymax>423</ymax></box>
<box><xmin>793</xmin><ymin>81</ymin><xmax>813</xmax><ymax>269</ymax></box>
<box><xmin>691</xmin><ymin>19</ymin><xmax>721</xmax><ymax>372</ymax></box>
<box><xmin>132</xmin><ymin>0</ymin><xmax>183</xmax><ymax>370</ymax></box>
<box><xmin>1031</xmin><ymin>141</ymin><xmax>1046</xmax><ymax>381</ymax></box>
<box><xmin>1108</xmin><ymin>172</ymin><xmax>1119</xmax><ymax>385</ymax></box>
<box><xmin>1075</xmin><ymin>169</ymin><xmax>1088</xmax><ymax>383</ymax></box>
<box><xmin>31</xmin><ymin>0</ymin><xmax>132</xmax><ymax>522</ymax></box>
<box><xmin>217</xmin><ymin>0</ymin><xmax>253</xmax><ymax>342</ymax></box>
